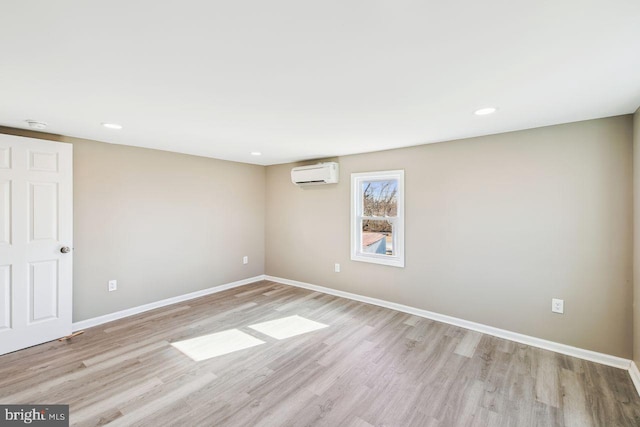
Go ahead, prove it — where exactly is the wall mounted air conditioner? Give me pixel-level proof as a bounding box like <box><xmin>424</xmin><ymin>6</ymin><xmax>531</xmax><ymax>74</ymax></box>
<box><xmin>291</xmin><ymin>162</ymin><xmax>339</xmax><ymax>186</ymax></box>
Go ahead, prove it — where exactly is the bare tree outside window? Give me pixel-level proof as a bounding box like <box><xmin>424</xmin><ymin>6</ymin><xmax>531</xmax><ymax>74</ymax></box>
<box><xmin>361</xmin><ymin>180</ymin><xmax>398</xmax><ymax>255</ymax></box>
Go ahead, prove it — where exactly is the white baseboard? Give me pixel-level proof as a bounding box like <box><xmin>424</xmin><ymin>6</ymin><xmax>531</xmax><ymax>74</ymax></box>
<box><xmin>264</xmin><ymin>275</ymin><xmax>632</xmax><ymax>371</ymax></box>
<box><xmin>629</xmin><ymin>362</ymin><xmax>640</xmax><ymax>397</ymax></box>
<box><xmin>72</xmin><ymin>275</ymin><xmax>265</xmax><ymax>331</ymax></box>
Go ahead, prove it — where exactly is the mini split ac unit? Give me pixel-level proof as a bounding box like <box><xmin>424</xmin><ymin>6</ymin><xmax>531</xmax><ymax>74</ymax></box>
<box><xmin>291</xmin><ymin>162</ymin><xmax>339</xmax><ymax>186</ymax></box>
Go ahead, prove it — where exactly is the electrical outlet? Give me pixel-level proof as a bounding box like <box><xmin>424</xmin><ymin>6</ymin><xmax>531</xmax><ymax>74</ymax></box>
<box><xmin>243</xmin><ymin>256</ymin><xmax>249</xmax><ymax>265</ymax></box>
<box><xmin>108</xmin><ymin>280</ymin><xmax>117</xmax><ymax>292</ymax></box>
<box><xmin>335</xmin><ymin>263</ymin><xmax>340</xmax><ymax>273</ymax></box>
<box><xmin>552</xmin><ymin>298</ymin><xmax>564</xmax><ymax>314</ymax></box>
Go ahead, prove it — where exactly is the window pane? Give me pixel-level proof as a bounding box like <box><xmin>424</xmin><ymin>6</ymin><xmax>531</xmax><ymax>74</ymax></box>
<box><xmin>362</xmin><ymin>219</ymin><xmax>393</xmax><ymax>256</ymax></box>
<box><xmin>362</xmin><ymin>180</ymin><xmax>398</xmax><ymax>217</ymax></box>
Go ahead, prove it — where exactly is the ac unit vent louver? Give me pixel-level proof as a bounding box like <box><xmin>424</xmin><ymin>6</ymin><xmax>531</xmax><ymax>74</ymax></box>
<box><xmin>291</xmin><ymin>162</ymin><xmax>339</xmax><ymax>186</ymax></box>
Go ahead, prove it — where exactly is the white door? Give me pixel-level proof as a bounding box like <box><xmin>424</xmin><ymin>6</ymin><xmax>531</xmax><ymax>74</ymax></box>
<box><xmin>0</xmin><ymin>134</ymin><xmax>73</xmax><ymax>355</ymax></box>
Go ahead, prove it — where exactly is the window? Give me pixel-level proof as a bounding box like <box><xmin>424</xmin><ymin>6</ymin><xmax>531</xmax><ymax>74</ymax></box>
<box><xmin>351</xmin><ymin>170</ymin><xmax>404</xmax><ymax>267</ymax></box>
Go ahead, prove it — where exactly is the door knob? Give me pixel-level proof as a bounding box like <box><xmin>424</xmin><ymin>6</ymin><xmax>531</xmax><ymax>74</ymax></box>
<box><xmin>60</xmin><ymin>246</ymin><xmax>71</xmax><ymax>254</ymax></box>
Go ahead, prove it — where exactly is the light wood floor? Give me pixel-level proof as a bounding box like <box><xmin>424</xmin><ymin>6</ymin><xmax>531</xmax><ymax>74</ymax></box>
<box><xmin>1</xmin><ymin>280</ymin><xmax>639</xmax><ymax>426</ymax></box>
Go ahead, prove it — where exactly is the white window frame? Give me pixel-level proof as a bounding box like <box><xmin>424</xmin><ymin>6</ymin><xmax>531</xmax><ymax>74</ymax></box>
<box><xmin>351</xmin><ymin>170</ymin><xmax>405</xmax><ymax>268</ymax></box>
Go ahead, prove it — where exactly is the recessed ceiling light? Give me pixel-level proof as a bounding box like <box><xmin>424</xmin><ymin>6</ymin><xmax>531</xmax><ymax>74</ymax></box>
<box><xmin>474</xmin><ymin>107</ymin><xmax>497</xmax><ymax>116</ymax></box>
<box><xmin>102</xmin><ymin>122</ymin><xmax>123</xmax><ymax>129</ymax></box>
<box><xmin>25</xmin><ymin>120</ymin><xmax>47</xmax><ymax>130</ymax></box>
<box><xmin>251</xmin><ymin>152</ymin><xmax>262</xmax><ymax>156</ymax></box>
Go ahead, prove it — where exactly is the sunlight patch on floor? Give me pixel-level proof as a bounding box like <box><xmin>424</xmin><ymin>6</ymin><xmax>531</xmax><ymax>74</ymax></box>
<box><xmin>248</xmin><ymin>315</ymin><xmax>329</xmax><ymax>339</ymax></box>
<box><xmin>171</xmin><ymin>329</ymin><xmax>265</xmax><ymax>361</ymax></box>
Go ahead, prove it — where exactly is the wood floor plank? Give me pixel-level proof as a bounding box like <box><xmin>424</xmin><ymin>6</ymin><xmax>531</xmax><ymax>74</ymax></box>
<box><xmin>454</xmin><ymin>330</ymin><xmax>483</xmax><ymax>358</ymax></box>
<box><xmin>347</xmin><ymin>417</ymin><xmax>375</xmax><ymax>427</ymax></box>
<box><xmin>103</xmin><ymin>305</ymin><xmax>191</xmax><ymax>334</ymax></box>
<box><xmin>70</xmin><ymin>377</ymin><xmax>164</xmax><ymax>425</ymax></box>
<box><xmin>534</xmin><ymin>350</ymin><xmax>562</xmax><ymax>408</ymax></box>
<box><xmin>560</xmin><ymin>368</ymin><xmax>593</xmax><ymax>427</ymax></box>
<box><xmin>109</xmin><ymin>372</ymin><xmax>217</xmax><ymax>426</ymax></box>
<box><xmin>0</xmin><ymin>280</ymin><xmax>638</xmax><ymax>426</ymax></box>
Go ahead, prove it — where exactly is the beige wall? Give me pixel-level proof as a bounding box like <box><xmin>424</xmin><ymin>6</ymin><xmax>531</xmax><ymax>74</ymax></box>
<box><xmin>2</xmin><ymin>115</ymin><xmax>635</xmax><ymax>358</ymax></box>
<box><xmin>634</xmin><ymin>107</ymin><xmax>640</xmax><ymax>366</ymax></box>
<box><xmin>0</xmin><ymin>127</ymin><xmax>265</xmax><ymax>322</ymax></box>
<box><xmin>266</xmin><ymin>116</ymin><xmax>634</xmax><ymax>358</ymax></box>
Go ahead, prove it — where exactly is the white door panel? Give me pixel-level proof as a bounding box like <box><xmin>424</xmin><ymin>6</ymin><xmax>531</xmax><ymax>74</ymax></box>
<box><xmin>29</xmin><ymin>150</ymin><xmax>59</xmax><ymax>172</ymax></box>
<box><xmin>0</xmin><ymin>147</ymin><xmax>10</xmax><ymax>169</ymax></box>
<box><xmin>0</xmin><ymin>265</ymin><xmax>10</xmax><ymax>330</ymax></box>
<box><xmin>29</xmin><ymin>182</ymin><xmax>59</xmax><ymax>242</ymax></box>
<box><xmin>0</xmin><ymin>180</ymin><xmax>10</xmax><ymax>245</ymax></box>
<box><xmin>0</xmin><ymin>134</ymin><xmax>72</xmax><ymax>355</ymax></box>
<box><xmin>29</xmin><ymin>260</ymin><xmax>59</xmax><ymax>323</ymax></box>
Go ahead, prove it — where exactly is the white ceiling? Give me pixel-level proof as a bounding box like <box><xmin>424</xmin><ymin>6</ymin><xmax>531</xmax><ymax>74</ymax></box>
<box><xmin>1</xmin><ymin>1</ymin><xmax>639</xmax><ymax>165</ymax></box>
